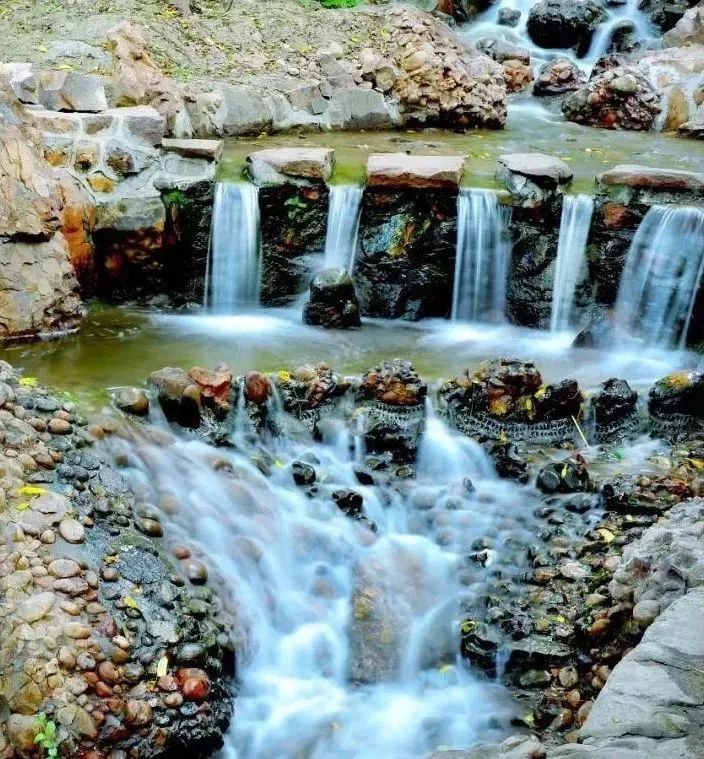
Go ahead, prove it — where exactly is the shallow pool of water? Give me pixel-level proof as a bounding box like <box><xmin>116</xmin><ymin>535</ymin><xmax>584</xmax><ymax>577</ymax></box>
<box><xmin>3</xmin><ymin>304</ymin><xmax>700</xmax><ymax>409</ymax></box>
<box><xmin>219</xmin><ymin>101</ymin><xmax>704</xmax><ymax>194</ymax></box>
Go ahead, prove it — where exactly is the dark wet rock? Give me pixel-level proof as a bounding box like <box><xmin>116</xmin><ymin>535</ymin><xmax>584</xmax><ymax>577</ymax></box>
<box><xmin>591</xmin><ymin>379</ymin><xmax>638</xmax><ymax>439</ymax></box>
<box><xmin>275</xmin><ymin>364</ymin><xmax>351</xmax><ymax>426</ymax></box>
<box><xmin>487</xmin><ymin>441</ymin><xmax>530</xmax><ymax>484</ymax></box>
<box><xmin>303</xmin><ymin>268</ymin><xmax>362</xmax><ymax>329</ymax></box>
<box><xmin>607</xmin><ymin>19</ymin><xmax>640</xmax><ymax>53</ymax></box>
<box><xmin>292</xmin><ymin>461</ymin><xmax>316</xmax><ymax>487</ymax></box>
<box><xmin>639</xmin><ymin>0</ymin><xmax>699</xmax><ymax>32</ymax></box>
<box><xmin>498</xmin><ymin>7</ymin><xmax>522</xmax><ymax>26</ymax></box>
<box><xmin>537</xmin><ymin>455</ymin><xmax>591</xmax><ymax>494</ymax></box>
<box><xmin>113</xmin><ymin>387</ymin><xmax>150</xmax><ymax>416</ymax></box>
<box><xmin>527</xmin><ymin>0</ymin><xmax>606</xmax><ymax>56</ymax></box>
<box><xmin>572</xmin><ymin>305</ymin><xmax>615</xmax><ymax>348</ymax></box>
<box><xmin>148</xmin><ymin>367</ymin><xmax>201</xmax><ymax>428</ymax></box>
<box><xmin>332</xmin><ymin>489</ymin><xmax>377</xmax><ymax>532</ymax></box>
<box><xmin>533</xmin><ymin>58</ymin><xmax>586</xmax><ymax>96</ymax></box>
<box><xmin>259</xmin><ymin>184</ymin><xmax>329</xmax><ymax>306</ymax></box>
<box><xmin>562</xmin><ymin>66</ymin><xmax>662</xmax><ymax>130</ymax></box>
<box><xmin>535</xmin><ymin>379</ymin><xmax>583</xmax><ymax>422</ymax></box>
<box><xmin>354</xmin><ymin>189</ymin><xmax>458</xmax><ymax>320</ymax></box>
<box><xmin>649</xmin><ymin>371</ymin><xmax>704</xmax><ymax>418</ymax></box>
<box><xmin>360</xmin><ymin>359</ymin><xmax>427</xmax><ymax>407</ymax></box>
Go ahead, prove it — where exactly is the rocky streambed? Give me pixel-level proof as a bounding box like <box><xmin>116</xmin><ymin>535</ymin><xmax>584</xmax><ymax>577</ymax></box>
<box><xmin>3</xmin><ymin>354</ymin><xmax>703</xmax><ymax>757</ymax></box>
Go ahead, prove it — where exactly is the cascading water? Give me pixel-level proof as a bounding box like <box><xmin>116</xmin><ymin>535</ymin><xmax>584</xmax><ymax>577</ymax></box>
<box><xmin>550</xmin><ymin>194</ymin><xmax>594</xmax><ymax>332</ymax></box>
<box><xmin>205</xmin><ymin>182</ymin><xmax>261</xmax><ymax>313</ymax></box>
<box><xmin>323</xmin><ymin>185</ymin><xmax>364</xmax><ymax>273</ymax></box>
<box><xmin>105</xmin><ymin>400</ymin><xmax>539</xmax><ymax>758</ymax></box>
<box><xmin>614</xmin><ymin>205</ymin><xmax>704</xmax><ymax>348</ymax></box>
<box><xmin>451</xmin><ymin>188</ymin><xmax>512</xmax><ymax>323</ymax></box>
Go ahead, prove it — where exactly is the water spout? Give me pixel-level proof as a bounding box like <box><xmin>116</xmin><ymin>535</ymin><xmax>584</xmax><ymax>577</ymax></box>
<box><xmin>323</xmin><ymin>185</ymin><xmax>364</xmax><ymax>273</ymax></box>
<box><xmin>614</xmin><ymin>205</ymin><xmax>704</xmax><ymax>349</ymax></box>
<box><xmin>550</xmin><ymin>194</ymin><xmax>594</xmax><ymax>332</ymax></box>
<box><xmin>205</xmin><ymin>182</ymin><xmax>261</xmax><ymax>313</ymax></box>
<box><xmin>451</xmin><ymin>189</ymin><xmax>512</xmax><ymax>323</ymax></box>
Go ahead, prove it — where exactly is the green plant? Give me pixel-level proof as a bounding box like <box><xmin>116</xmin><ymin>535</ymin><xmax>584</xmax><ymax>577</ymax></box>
<box><xmin>34</xmin><ymin>714</ymin><xmax>59</xmax><ymax>759</ymax></box>
<box><xmin>315</xmin><ymin>0</ymin><xmax>362</xmax><ymax>8</ymax></box>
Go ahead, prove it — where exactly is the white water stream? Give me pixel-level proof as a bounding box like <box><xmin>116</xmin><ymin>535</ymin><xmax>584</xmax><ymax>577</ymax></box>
<box><xmin>206</xmin><ymin>183</ymin><xmax>261</xmax><ymax>313</ymax></box>
<box><xmin>451</xmin><ymin>189</ymin><xmax>512</xmax><ymax>323</ymax></box>
<box><xmin>323</xmin><ymin>185</ymin><xmax>364</xmax><ymax>273</ymax></box>
<box><xmin>111</xmin><ymin>403</ymin><xmax>536</xmax><ymax>758</ymax></box>
<box><xmin>614</xmin><ymin>205</ymin><xmax>704</xmax><ymax>349</ymax></box>
<box><xmin>550</xmin><ymin>194</ymin><xmax>594</xmax><ymax>332</ymax></box>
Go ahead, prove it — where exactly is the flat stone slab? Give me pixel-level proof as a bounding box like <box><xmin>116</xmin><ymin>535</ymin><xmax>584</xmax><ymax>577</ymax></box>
<box><xmin>366</xmin><ymin>153</ymin><xmax>465</xmax><ymax>189</ymax></box>
<box><xmin>497</xmin><ymin>152</ymin><xmax>573</xmax><ymax>184</ymax></box>
<box><xmin>246</xmin><ymin>147</ymin><xmax>334</xmax><ymax>186</ymax></box>
<box><xmin>598</xmin><ymin>164</ymin><xmax>704</xmax><ymax>191</ymax></box>
<box><xmin>162</xmin><ymin>138</ymin><xmax>223</xmax><ymax>161</ymax></box>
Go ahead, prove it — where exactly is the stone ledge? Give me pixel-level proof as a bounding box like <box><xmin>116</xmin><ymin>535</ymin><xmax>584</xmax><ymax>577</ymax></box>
<box><xmin>366</xmin><ymin>153</ymin><xmax>465</xmax><ymax>189</ymax></box>
<box><xmin>162</xmin><ymin>138</ymin><xmax>223</xmax><ymax>161</ymax></box>
<box><xmin>597</xmin><ymin>164</ymin><xmax>704</xmax><ymax>192</ymax></box>
<box><xmin>246</xmin><ymin>147</ymin><xmax>335</xmax><ymax>186</ymax></box>
<box><xmin>497</xmin><ymin>152</ymin><xmax>573</xmax><ymax>186</ymax></box>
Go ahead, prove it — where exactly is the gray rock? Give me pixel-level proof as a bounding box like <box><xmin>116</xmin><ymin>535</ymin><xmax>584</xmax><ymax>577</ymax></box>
<box><xmin>94</xmin><ymin>197</ymin><xmax>166</xmax><ymax>233</ymax></box>
<box><xmin>162</xmin><ymin>138</ymin><xmax>223</xmax><ymax>161</ymax></box>
<box><xmin>46</xmin><ymin>40</ymin><xmax>111</xmax><ymax>66</ymax></box>
<box><xmin>497</xmin><ymin>152</ymin><xmax>572</xmax><ymax>207</ymax></box>
<box><xmin>325</xmin><ymin>88</ymin><xmax>393</xmax><ymax>130</ymax></box>
<box><xmin>37</xmin><ymin>71</ymin><xmax>108</xmax><ymax>113</ymax></box>
<box><xmin>366</xmin><ymin>153</ymin><xmax>465</xmax><ymax>189</ymax></box>
<box><xmin>597</xmin><ymin>164</ymin><xmax>704</xmax><ymax>192</ymax></box>
<box><xmin>574</xmin><ymin>588</ymin><xmax>704</xmax><ymax>757</ymax></box>
<box><xmin>247</xmin><ymin>147</ymin><xmax>335</xmax><ymax>186</ymax></box>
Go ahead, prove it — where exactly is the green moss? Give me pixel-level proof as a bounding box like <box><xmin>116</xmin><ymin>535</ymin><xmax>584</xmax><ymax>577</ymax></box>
<box><xmin>164</xmin><ymin>189</ymin><xmax>188</xmax><ymax>209</ymax></box>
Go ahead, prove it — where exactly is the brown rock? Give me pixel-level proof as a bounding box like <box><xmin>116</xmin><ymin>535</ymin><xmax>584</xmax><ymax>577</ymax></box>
<box><xmin>59</xmin><ymin>518</ymin><xmax>85</xmax><ymax>543</ymax></box>
<box><xmin>244</xmin><ymin>371</ymin><xmax>271</xmax><ymax>405</ymax></box>
<box><xmin>188</xmin><ymin>365</ymin><xmax>233</xmax><ymax>412</ymax></box>
<box><xmin>124</xmin><ymin>699</ymin><xmax>153</xmax><ymax>726</ymax></box>
<box><xmin>598</xmin><ymin>164</ymin><xmax>704</xmax><ymax>192</ymax></box>
<box><xmin>177</xmin><ymin>668</ymin><xmax>211</xmax><ymax>702</ymax></box>
<box><xmin>366</xmin><ymin>153</ymin><xmax>465</xmax><ymax>190</ymax></box>
<box><xmin>602</xmin><ymin>202</ymin><xmax>631</xmax><ymax>229</ymax></box>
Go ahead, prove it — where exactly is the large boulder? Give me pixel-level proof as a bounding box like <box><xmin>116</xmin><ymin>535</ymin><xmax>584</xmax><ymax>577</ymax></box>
<box><xmin>325</xmin><ymin>88</ymin><xmax>394</xmax><ymax>130</ymax></box>
<box><xmin>108</xmin><ymin>21</ymin><xmax>189</xmax><ymax>137</ymax></box>
<box><xmin>562</xmin><ymin>66</ymin><xmax>662</xmax><ymax>130</ymax></box>
<box><xmin>533</xmin><ymin>58</ymin><xmax>586</xmax><ymax>96</ymax></box>
<box><xmin>36</xmin><ymin>71</ymin><xmax>108</xmax><ymax>113</ymax></box>
<box><xmin>527</xmin><ymin>0</ymin><xmax>607</xmax><ymax>56</ymax></box>
<box><xmin>303</xmin><ymin>268</ymin><xmax>362</xmax><ymax>329</ymax></box>
<box><xmin>663</xmin><ymin>4</ymin><xmax>704</xmax><ymax>46</ymax></box>
<box><xmin>381</xmin><ymin>6</ymin><xmax>507</xmax><ymax>128</ymax></box>
<box><xmin>590</xmin><ymin>378</ymin><xmax>638</xmax><ymax>439</ymax></box>
<box><xmin>639</xmin><ymin>0</ymin><xmax>700</xmax><ymax>32</ymax></box>
<box><xmin>649</xmin><ymin>371</ymin><xmax>704</xmax><ymax>419</ymax></box>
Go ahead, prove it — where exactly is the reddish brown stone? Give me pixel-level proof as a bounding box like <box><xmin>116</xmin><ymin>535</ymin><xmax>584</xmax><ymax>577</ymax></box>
<box><xmin>602</xmin><ymin>202</ymin><xmax>631</xmax><ymax>230</ymax></box>
<box><xmin>188</xmin><ymin>365</ymin><xmax>233</xmax><ymax>412</ymax></box>
<box><xmin>244</xmin><ymin>371</ymin><xmax>271</xmax><ymax>405</ymax></box>
<box><xmin>176</xmin><ymin>668</ymin><xmax>211</xmax><ymax>702</ymax></box>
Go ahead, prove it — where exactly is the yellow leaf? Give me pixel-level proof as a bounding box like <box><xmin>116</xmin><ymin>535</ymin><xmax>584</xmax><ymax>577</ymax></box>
<box><xmin>35</xmin><ymin>45</ymin><xmax>48</xmax><ymax>53</ymax></box>
<box><xmin>18</xmin><ymin>485</ymin><xmax>45</xmax><ymax>497</ymax></box>
<box><xmin>598</xmin><ymin>528</ymin><xmax>616</xmax><ymax>543</ymax></box>
<box><xmin>19</xmin><ymin>377</ymin><xmax>37</xmax><ymax>387</ymax></box>
<box><xmin>156</xmin><ymin>655</ymin><xmax>168</xmax><ymax>678</ymax></box>
<box><xmin>488</xmin><ymin>397</ymin><xmax>510</xmax><ymax>416</ymax></box>
<box><xmin>124</xmin><ymin>596</ymin><xmax>139</xmax><ymax>609</ymax></box>
<box><xmin>685</xmin><ymin>458</ymin><xmax>704</xmax><ymax>471</ymax></box>
<box><xmin>277</xmin><ymin>370</ymin><xmax>292</xmax><ymax>383</ymax></box>
<box><xmin>15</xmin><ymin>502</ymin><xmax>30</xmax><ymax>512</ymax></box>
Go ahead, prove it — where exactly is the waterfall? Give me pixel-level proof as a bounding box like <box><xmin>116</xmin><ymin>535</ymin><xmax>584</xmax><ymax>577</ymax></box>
<box><xmin>103</xmin><ymin>398</ymin><xmax>530</xmax><ymax>758</ymax></box>
<box><xmin>323</xmin><ymin>185</ymin><xmax>364</xmax><ymax>272</ymax></box>
<box><xmin>205</xmin><ymin>182</ymin><xmax>261</xmax><ymax>313</ymax></box>
<box><xmin>614</xmin><ymin>205</ymin><xmax>704</xmax><ymax>348</ymax></box>
<box><xmin>550</xmin><ymin>194</ymin><xmax>594</xmax><ymax>332</ymax></box>
<box><xmin>451</xmin><ymin>188</ymin><xmax>511</xmax><ymax>323</ymax></box>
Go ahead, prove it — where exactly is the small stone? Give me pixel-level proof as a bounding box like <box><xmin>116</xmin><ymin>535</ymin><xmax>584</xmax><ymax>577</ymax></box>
<box><xmin>49</xmin><ymin>418</ymin><xmax>72</xmax><ymax>435</ymax></box>
<box><xmin>63</xmin><ymin>622</ymin><xmax>91</xmax><ymax>639</ymax></box>
<box><xmin>17</xmin><ymin>592</ymin><xmax>55</xmax><ymax>623</ymax></box>
<box><xmin>125</xmin><ymin>699</ymin><xmax>153</xmax><ymax>726</ymax></box>
<box><xmin>136</xmin><ymin>517</ymin><xmax>163</xmax><ymax>538</ymax></box>
<box><xmin>577</xmin><ymin>700</ymin><xmax>593</xmax><ymax>725</ymax></box>
<box><xmin>58</xmin><ymin>646</ymin><xmax>77</xmax><ymax>669</ymax></box>
<box><xmin>48</xmin><ymin>559</ymin><xmax>81</xmax><ymax>578</ymax></box>
<box><xmin>558</xmin><ymin>666</ymin><xmax>579</xmax><ymax>688</ymax></box>
<box><xmin>98</xmin><ymin>661</ymin><xmax>120</xmax><ymax>683</ymax></box>
<box><xmin>519</xmin><ymin>669</ymin><xmax>552</xmax><ymax>687</ymax></box>
<box><xmin>589</xmin><ymin>618</ymin><xmax>610</xmax><ymax>635</ymax></box>
<box><xmin>185</xmin><ymin>560</ymin><xmax>208</xmax><ymax>585</ymax></box>
<box><xmin>176</xmin><ymin>668</ymin><xmax>211</xmax><ymax>702</ymax></box>
<box><xmin>633</xmin><ymin>599</ymin><xmax>660</xmax><ymax>626</ymax></box>
<box><xmin>164</xmin><ymin>692</ymin><xmax>183</xmax><ymax>708</ymax></box>
<box><xmin>59</xmin><ymin>519</ymin><xmax>85</xmax><ymax>543</ymax></box>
